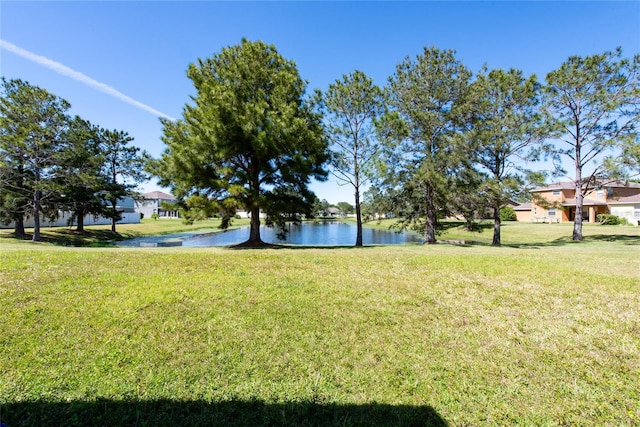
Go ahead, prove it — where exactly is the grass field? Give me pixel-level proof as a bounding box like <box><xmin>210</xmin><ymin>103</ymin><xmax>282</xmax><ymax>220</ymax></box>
<box><xmin>1</xmin><ymin>221</ymin><xmax>639</xmax><ymax>426</ymax></box>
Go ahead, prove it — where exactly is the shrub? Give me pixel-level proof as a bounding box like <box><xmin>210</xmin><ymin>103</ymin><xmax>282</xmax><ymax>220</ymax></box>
<box><xmin>151</xmin><ymin>213</ymin><xmax>159</xmax><ymax>221</ymax></box>
<box><xmin>500</xmin><ymin>206</ymin><xmax>517</xmax><ymax>222</ymax></box>
<box><xmin>597</xmin><ymin>214</ymin><xmax>625</xmax><ymax>225</ymax></box>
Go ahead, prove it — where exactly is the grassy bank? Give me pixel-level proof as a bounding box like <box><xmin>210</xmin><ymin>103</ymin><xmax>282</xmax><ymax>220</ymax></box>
<box><xmin>1</xmin><ymin>223</ymin><xmax>639</xmax><ymax>425</ymax></box>
<box><xmin>0</xmin><ymin>217</ymin><xmax>251</xmax><ymax>247</ymax></box>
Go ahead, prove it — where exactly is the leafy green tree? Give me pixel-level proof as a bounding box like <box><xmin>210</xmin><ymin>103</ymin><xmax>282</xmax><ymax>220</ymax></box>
<box><xmin>378</xmin><ymin>47</ymin><xmax>472</xmax><ymax>243</ymax></box>
<box><xmin>361</xmin><ymin>186</ymin><xmax>403</xmax><ymax>223</ymax></box>
<box><xmin>604</xmin><ymin>137</ymin><xmax>640</xmax><ymax>177</ymax></box>
<box><xmin>318</xmin><ymin>70</ymin><xmax>385</xmax><ymax>246</ymax></box>
<box><xmin>0</xmin><ymin>77</ymin><xmax>70</xmax><ymax>241</ymax></box>
<box><xmin>0</xmin><ymin>135</ymin><xmax>30</xmax><ymax>237</ymax></box>
<box><xmin>312</xmin><ymin>197</ymin><xmax>331</xmax><ymax>217</ymax></box>
<box><xmin>500</xmin><ymin>206</ymin><xmax>517</xmax><ymax>222</ymax></box>
<box><xmin>336</xmin><ymin>201</ymin><xmax>354</xmax><ymax>215</ymax></box>
<box><xmin>544</xmin><ymin>48</ymin><xmax>640</xmax><ymax>241</ymax></box>
<box><xmin>152</xmin><ymin>39</ymin><xmax>328</xmax><ymax>246</ymax></box>
<box><xmin>53</xmin><ymin>117</ymin><xmax>108</xmax><ymax>232</ymax></box>
<box><xmin>100</xmin><ymin>128</ymin><xmax>148</xmax><ymax>233</ymax></box>
<box><xmin>465</xmin><ymin>68</ymin><xmax>548</xmax><ymax>245</ymax></box>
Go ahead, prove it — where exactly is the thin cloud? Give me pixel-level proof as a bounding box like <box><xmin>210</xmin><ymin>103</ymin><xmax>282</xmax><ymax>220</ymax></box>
<box><xmin>0</xmin><ymin>39</ymin><xmax>176</xmax><ymax>121</ymax></box>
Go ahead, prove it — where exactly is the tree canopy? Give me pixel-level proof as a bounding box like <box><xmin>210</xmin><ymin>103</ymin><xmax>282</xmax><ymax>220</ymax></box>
<box><xmin>54</xmin><ymin>117</ymin><xmax>108</xmax><ymax>233</ymax></box>
<box><xmin>377</xmin><ymin>47</ymin><xmax>472</xmax><ymax>243</ymax></box>
<box><xmin>0</xmin><ymin>78</ymin><xmax>148</xmax><ymax>239</ymax></box>
<box><xmin>151</xmin><ymin>39</ymin><xmax>329</xmax><ymax>245</ymax></box>
<box><xmin>318</xmin><ymin>70</ymin><xmax>385</xmax><ymax>246</ymax></box>
<box><xmin>465</xmin><ymin>67</ymin><xmax>548</xmax><ymax>245</ymax></box>
<box><xmin>4</xmin><ymin>42</ymin><xmax>637</xmax><ymax>245</ymax></box>
<box><xmin>0</xmin><ymin>77</ymin><xmax>70</xmax><ymax>241</ymax></box>
<box><xmin>544</xmin><ymin>48</ymin><xmax>640</xmax><ymax>241</ymax></box>
<box><xmin>101</xmin><ymin>128</ymin><xmax>148</xmax><ymax>232</ymax></box>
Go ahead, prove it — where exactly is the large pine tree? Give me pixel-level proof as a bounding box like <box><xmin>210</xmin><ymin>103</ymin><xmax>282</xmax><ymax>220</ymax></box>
<box><xmin>378</xmin><ymin>47</ymin><xmax>471</xmax><ymax>244</ymax></box>
<box><xmin>152</xmin><ymin>39</ymin><xmax>329</xmax><ymax>246</ymax></box>
<box><xmin>0</xmin><ymin>77</ymin><xmax>70</xmax><ymax>241</ymax></box>
<box><xmin>544</xmin><ymin>49</ymin><xmax>640</xmax><ymax>241</ymax></box>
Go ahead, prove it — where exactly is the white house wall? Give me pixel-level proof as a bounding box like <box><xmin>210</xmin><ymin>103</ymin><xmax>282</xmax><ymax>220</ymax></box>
<box><xmin>1</xmin><ymin>211</ymin><xmax>141</xmax><ymax>229</ymax></box>
<box><xmin>610</xmin><ymin>205</ymin><xmax>640</xmax><ymax>226</ymax></box>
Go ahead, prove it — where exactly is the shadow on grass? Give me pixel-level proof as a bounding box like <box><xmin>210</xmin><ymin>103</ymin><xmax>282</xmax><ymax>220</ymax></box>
<box><xmin>1</xmin><ymin>398</ymin><xmax>447</xmax><ymax>427</ymax></box>
<box><xmin>228</xmin><ymin>242</ymin><xmax>410</xmax><ymax>250</ymax></box>
<box><xmin>496</xmin><ymin>233</ymin><xmax>640</xmax><ymax>249</ymax></box>
<box><xmin>585</xmin><ymin>234</ymin><xmax>640</xmax><ymax>245</ymax></box>
<box><xmin>0</xmin><ymin>229</ymin><xmax>140</xmax><ymax>247</ymax></box>
<box><xmin>437</xmin><ymin>221</ymin><xmax>493</xmax><ymax>233</ymax></box>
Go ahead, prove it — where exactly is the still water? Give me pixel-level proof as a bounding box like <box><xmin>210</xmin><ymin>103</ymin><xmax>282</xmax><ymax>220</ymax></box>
<box><xmin>119</xmin><ymin>221</ymin><xmax>422</xmax><ymax>247</ymax></box>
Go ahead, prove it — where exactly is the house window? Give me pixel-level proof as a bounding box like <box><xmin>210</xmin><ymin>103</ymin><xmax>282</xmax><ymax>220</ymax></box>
<box><xmin>552</xmin><ymin>190</ymin><xmax>561</xmax><ymax>196</ymax></box>
<box><xmin>634</xmin><ymin>205</ymin><xmax>640</xmax><ymax>218</ymax></box>
<box><xmin>548</xmin><ymin>208</ymin><xmax>557</xmax><ymax>217</ymax></box>
<box><xmin>596</xmin><ymin>189</ymin><xmax>604</xmax><ymax>198</ymax></box>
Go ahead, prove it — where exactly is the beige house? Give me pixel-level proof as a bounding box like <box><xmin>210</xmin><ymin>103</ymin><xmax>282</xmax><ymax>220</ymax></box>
<box><xmin>514</xmin><ymin>203</ymin><xmax>533</xmax><ymax>222</ymax></box>
<box><xmin>517</xmin><ymin>181</ymin><xmax>640</xmax><ymax>225</ymax></box>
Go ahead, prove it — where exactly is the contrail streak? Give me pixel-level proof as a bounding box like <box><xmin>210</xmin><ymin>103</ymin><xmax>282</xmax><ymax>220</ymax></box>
<box><xmin>1</xmin><ymin>39</ymin><xmax>176</xmax><ymax>121</ymax></box>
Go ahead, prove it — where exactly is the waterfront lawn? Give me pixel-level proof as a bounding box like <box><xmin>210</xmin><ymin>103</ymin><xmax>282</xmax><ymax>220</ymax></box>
<box><xmin>1</xmin><ymin>223</ymin><xmax>639</xmax><ymax>425</ymax></box>
<box><xmin>0</xmin><ymin>217</ymin><xmax>251</xmax><ymax>247</ymax></box>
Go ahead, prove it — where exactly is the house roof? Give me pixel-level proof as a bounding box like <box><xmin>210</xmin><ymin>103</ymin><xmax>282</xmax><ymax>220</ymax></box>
<box><xmin>607</xmin><ymin>194</ymin><xmax>640</xmax><ymax>204</ymax></box>
<box><xmin>514</xmin><ymin>203</ymin><xmax>531</xmax><ymax>211</ymax></box>
<box><xmin>531</xmin><ymin>180</ymin><xmax>640</xmax><ymax>192</ymax></box>
<box><xmin>143</xmin><ymin>191</ymin><xmax>175</xmax><ymax>200</ymax></box>
<box><xmin>561</xmin><ymin>198</ymin><xmax>608</xmax><ymax>207</ymax></box>
<box><xmin>601</xmin><ymin>180</ymin><xmax>640</xmax><ymax>189</ymax></box>
<box><xmin>531</xmin><ymin>182</ymin><xmax>575</xmax><ymax>192</ymax></box>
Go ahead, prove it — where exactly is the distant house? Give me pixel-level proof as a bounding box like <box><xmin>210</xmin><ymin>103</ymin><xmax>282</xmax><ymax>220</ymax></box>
<box><xmin>0</xmin><ymin>196</ymin><xmax>140</xmax><ymax>229</ymax></box>
<box><xmin>327</xmin><ymin>207</ymin><xmax>340</xmax><ymax>217</ymax></box>
<box><xmin>515</xmin><ymin>181</ymin><xmax>640</xmax><ymax>225</ymax></box>
<box><xmin>136</xmin><ymin>191</ymin><xmax>180</xmax><ymax>219</ymax></box>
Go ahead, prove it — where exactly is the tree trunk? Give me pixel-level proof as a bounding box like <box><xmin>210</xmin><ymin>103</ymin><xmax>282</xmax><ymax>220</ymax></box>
<box><xmin>573</xmin><ymin>184</ymin><xmax>584</xmax><ymax>241</ymax></box>
<box><xmin>14</xmin><ymin>218</ymin><xmax>25</xmax><ymax>238</ymax></box>
<box><xmin>572</xmin><ymin>128</ymin><xmax>584</xmax><ymax>241</ymax></box>
<box><xmin>573</xmin><ymin>164</ymin><xmax>583</xmax><ymax>241</ymax></box>
<box><xmin>76</xmin><ymin>208</ymin><xmax>85</xmax><ymax>233</ymax></box>
<box><xmin>14</xmin><ymin>164</ymin><xmax>26</xmax><ymax>238</ymax></box>
<box><xmin>424</xmin><ymin>185</ymin><xmax>437</xmax><ymax>244</ymax></box>
<box><xmin>111</xmin><ymin>199</ymin><xmax>117</xmax><ymax>233</ymax></box>
<box><xmin>248</xmin><ymin>204</ymin><xmax>262</xmax><ymax>244</ymax></box>
<box><xmin>32</xmin><ymin>189</ymin><xmax>41</xmax><ymax>242</ymax></box>
<box><xmin>492</xmin><ymin>206</ymin><xmax>501</xmax><ymax>246</ymax></box>
<box><xmin>355</xmin><ymin>188</ymin><xmax>363</xmax><ymax>247</ymax></box>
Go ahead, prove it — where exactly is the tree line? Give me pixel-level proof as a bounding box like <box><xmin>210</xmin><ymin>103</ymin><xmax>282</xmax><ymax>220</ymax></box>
<box><xmin>2</xmin><ymin>40</ymin><xmax>638</xmax><ymax>246</ymax></box>
<box><xmin>0</xmin><ymin>77</ymin><xmax>148</xmax><ymax>241</ymax></box>
<box><xmin>153</xmin><ymin>40</ymin><xmax>639</xmax><ymax>246</ymax></box>
<box><xmin>321</xmin><ymin>47</ymin><xmax>640</xmax><ymax>246</ymax></box>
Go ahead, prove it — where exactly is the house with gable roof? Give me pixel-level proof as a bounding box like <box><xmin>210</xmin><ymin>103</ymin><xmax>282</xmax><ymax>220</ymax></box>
<box><xmin>517</xmin><ymin>181</ymin><xmax>640</xmax><ymax>225</ymax></box>
<box><xmin>135</xmin><ymin>191</ymin><xmax>181</xmax><ymax>219</ymax></box>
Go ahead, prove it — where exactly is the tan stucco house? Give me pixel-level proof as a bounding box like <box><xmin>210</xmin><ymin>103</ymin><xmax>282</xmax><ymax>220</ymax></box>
<box><xmin>516</xmin><ymin>181</ymin><xmax>640</xmax><ymax>225</ymax></box>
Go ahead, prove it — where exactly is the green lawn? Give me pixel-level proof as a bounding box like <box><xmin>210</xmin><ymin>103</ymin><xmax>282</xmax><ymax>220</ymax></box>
<box><xmin>1</xmin><ymin>221</ymin><xmax>639</xmax><ymax>426</ymax></box>
<box><xmin>0</xmin><ymin>217</ymin><xmax>251</xmax><ymax>247</ymax></box>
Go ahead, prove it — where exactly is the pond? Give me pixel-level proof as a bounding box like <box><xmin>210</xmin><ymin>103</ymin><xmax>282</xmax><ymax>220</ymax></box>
<box><xmin>118</xmin><ymin>221</ymin><xmax>423</xmax><ymax>247</ymax></box>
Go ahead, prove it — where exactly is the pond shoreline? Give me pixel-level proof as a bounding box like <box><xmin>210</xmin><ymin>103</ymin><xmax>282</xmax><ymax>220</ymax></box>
<box><xmin>116</xmin><ymin>221</ymin><xmax>423</xmax><ymax>248</ymax></box>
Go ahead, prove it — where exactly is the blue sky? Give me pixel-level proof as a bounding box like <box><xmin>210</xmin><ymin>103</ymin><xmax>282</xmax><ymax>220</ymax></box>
<box><xmin>1</xmin><ymin>1</ymin><xmax>639</xmax><ymax>204</ymax></box>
